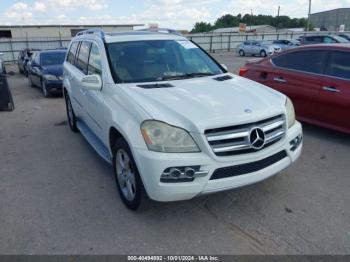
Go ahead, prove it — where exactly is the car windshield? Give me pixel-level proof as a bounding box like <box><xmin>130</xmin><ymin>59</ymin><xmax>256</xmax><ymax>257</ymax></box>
<box><xmin>107</xmin><ymin>40</ymin><xmax>224</xmax><ymax>83</ymax></box>
<box><xmin>332</xmin><ymin>35</ymin><xmax>349</xmax><ymax>43</ymax></box>
<box><xmin>41</xmin><ymin>52</ymin><xmax>66</xmax><ymax>66</ymax></box>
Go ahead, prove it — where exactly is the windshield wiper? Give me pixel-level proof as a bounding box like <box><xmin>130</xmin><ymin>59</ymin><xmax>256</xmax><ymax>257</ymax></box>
<box><xmin>160</xmin><ymin>72</ymin><xmax>215</xmax><ymax>81</ymax></box>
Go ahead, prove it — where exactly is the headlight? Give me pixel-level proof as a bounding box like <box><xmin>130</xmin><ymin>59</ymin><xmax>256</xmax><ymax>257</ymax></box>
<box><xmin>141</xmin><ymin>121</ymin><xmax>200</xmax><ymax>153</ymax></box>
<box><xmin>285</xmin><ymin>97</ymin><xmax>296</xmax><ymax>128</ymax></box>
<box><xmin>43</xmin><ymin>74</ymin><xmax>58</xmax><ymax>81</ymax></box>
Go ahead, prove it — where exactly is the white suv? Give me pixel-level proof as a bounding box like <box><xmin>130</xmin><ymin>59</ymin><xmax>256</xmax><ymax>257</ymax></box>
<box><xmin>63</xmin><ymin>29</ymin><xmax>302</xmax><ymax>210</ymax></box>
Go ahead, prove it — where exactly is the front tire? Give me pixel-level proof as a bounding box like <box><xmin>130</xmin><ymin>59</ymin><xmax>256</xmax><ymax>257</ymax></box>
<box><xmin>65</xmin><ymin>93</ymin><xmax>79</xmax><ymax>132</ymax></box>
<box><xmin>41</xmin><ymin>81</ymin><xmax>50</xmax><ymax>98</ymax></box>
<box><xmin>113</xmin><ymin>138</ymin><xmax>148</xmax><ymax>210</ymax></box>
<box><xmin>260</xmin><ymin>50</ymin><xmax>267</xmax><ymax>57</ymax></box>
<box><xmin>239</xmin><ymin>50</ymin><xmax>245</xmax><ymax>56</ymax></box>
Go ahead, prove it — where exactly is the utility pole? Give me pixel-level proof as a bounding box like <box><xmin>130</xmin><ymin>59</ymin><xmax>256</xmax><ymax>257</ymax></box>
<box><xmin>250</xmin><ymin>9</ymin><xmax>253</xmax><ymax>31</ymax></box>
<box><xmin>306</xmin><ymin>0</ymin><xmax>311</xmax><ymax>31</ymax></box>
<box><xmin>276</xmin><ymin>5</ymin><xmax>280</xmax><ymax>32</ymax></box>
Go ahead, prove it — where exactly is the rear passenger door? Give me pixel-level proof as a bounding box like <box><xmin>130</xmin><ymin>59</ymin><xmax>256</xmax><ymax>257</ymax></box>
<box><xmin>318</xmin><ymin>50</ymin><xmax>350</xmax><ymax>132</ymax></box>
<box><xmin>270</xmin><ymin>50</ymin><xmax>329</xmax><ymax>122</ymax></box>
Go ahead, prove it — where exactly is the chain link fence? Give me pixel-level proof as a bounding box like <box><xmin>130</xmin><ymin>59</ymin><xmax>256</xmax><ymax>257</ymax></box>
<box><xmin>0</xmin><ymin>31</ymin><xmax>349</xmax><ymax>63</ymax></box>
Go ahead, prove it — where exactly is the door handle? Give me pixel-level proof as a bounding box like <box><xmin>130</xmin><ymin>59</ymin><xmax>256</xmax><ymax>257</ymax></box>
<box><xmin>273</xmin><ymin>77</ymin><xmax>287</xmax><ymax>83</ymax></box>
<box><xmin>322</xmin><ymin>86</ymin><xmax>340</xmax><ymax>93</ymax></box>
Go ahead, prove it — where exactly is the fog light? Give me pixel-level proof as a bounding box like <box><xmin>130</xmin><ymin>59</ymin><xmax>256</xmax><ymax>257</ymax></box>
<box><xmin>184</xmin><ymin>167</ymin><xmax>195</xmax><ymax>178</ymax></box>
<box><xmin>290</xmin><ymin>134</ymin><xmax>302</xmax><ymax>151</ymax></box>
<box><xmin>160</xmin><ymin>166</ymin><xmax>208</xmax><ymax>183</ymax></box>
<box><xmin>169</xmin><ymin>168</ymin><xmax>181</xmax><ymax>178</ymax></box>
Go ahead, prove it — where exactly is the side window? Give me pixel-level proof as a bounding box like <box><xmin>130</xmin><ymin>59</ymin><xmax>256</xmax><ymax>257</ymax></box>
<box><xmin>272</xmin><ymin>50</ymin><xmax>328</xmax><ymax>74</ymax></box>
<box><xmin>88</xmin><ymin>43</ymin><xmax>102</xmax><ymax>76</ymax></box>
<box><xmin>67</xmin><ymin>42</ymin><xmax>79</xmax><ymax>64</ymax></box>
<box><xmin>76</xmin><ymin>41</ymin><xmax>92</xmax><ymax>74</ymax></box>
<box><xmin>34</xmin><ymin>53</ymin><xmax>40</xmax><ymax>65</ymax></box>
<box><xmin>325</xmin><ymin>51</ymin><xmax>350</xmax><ymax>80</ymax></box>
<box><xmin>324</xmin><ymin>36</ymin><xmax>335</xmax><ymax>43</ymax></box>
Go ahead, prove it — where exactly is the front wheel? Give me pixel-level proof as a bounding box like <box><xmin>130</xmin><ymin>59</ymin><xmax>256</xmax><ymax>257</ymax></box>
<box><xmin>113</xmin><ymin>138</ymin><xmax>148</xmax><ymax>210</ymax></box>
<box><xmin>260</xmin><ymin>50</ymin><xmax>267</xmax><ymax>57</ymax></box>
<box><xmin>41</xmin><ymin>81</ymin><xmax>50</xmax><ymax>98</ymax></box>
<box><xmin>239</xmin><ymin>50</ymin><xmax>245</xmax><ymax>56</ymax></box>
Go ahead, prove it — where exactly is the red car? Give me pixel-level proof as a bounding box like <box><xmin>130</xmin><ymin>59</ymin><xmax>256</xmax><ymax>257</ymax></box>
<box><xmin>239</xmin><ymin>44</ymin><xmax>350</xmax><ymax>134</ymax></box>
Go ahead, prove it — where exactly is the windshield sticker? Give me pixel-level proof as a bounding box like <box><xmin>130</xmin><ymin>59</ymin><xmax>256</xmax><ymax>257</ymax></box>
<box><xmin>177</xmin><ymin>40</ymin><xmax>198</xmax><ymax>49</ymax></box>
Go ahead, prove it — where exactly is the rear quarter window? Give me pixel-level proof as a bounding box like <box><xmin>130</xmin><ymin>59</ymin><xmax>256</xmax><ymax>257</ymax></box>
<box><xmin>272</xmin><ymin>50</ymin><xmax>329</xmax><ymax>74</ymax></box>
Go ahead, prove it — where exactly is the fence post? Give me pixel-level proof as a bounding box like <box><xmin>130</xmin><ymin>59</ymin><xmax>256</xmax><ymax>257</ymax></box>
<box><xmin>9</xmin><ymin>39</ymin><xmax>15</xmax><ymax>63</ymax></box>
<box><xmin>209</xmin><ymin>35</ymin><xmax>213</xmax><ymax>53</ymax></box>
<box><xmin>228</xmin><ymin>35</ymin><xmax>231</xmax><ymax>51</ymax></box>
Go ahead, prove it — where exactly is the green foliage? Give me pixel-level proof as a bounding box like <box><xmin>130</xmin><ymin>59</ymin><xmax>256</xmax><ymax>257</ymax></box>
<box><xmin>191</xmin><ymin>13</ymin><xmax>308</xmax><ymax>33</ymax></box>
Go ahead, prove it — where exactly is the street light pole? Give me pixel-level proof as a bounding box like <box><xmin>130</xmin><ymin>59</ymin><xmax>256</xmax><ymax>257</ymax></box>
<box><xmin>306</xmin><ymin>0</ymin><xmax>311</xmax><ymax>31</ymax></box>
<box><xmin>250</xmin><ymin>9</ymin><xmax>253</xmax><ymax>31</ymax></box>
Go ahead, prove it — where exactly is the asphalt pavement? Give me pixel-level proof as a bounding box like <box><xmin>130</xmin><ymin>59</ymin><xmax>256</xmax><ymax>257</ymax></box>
<box><xmin>0</xmin><ymin>53</ymin><xmax>349</xmax><ymax>255</ymax></box>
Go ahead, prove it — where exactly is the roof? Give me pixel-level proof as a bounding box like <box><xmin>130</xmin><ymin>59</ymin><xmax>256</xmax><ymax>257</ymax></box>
<box><xmin>311</xmin><ymin>8</ymin><xmax>350</xmax><ymax>16</ymax></box>
<box><xmin>0</xmin><ymin>24</ymin><xmax>143</xmax><ymax>29</ymax></box>
<box><xmin>39</xmin><ymin>49</ymin><xmax>67</xmax><ymax>54</ymax></box>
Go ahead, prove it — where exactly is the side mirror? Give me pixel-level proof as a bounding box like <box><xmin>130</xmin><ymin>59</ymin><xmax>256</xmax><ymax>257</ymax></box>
<box><xmin>81</xmin><ymin>74</ymin><xmax>102</xmax><ymax>91</ymax></box>
<box><xmin>221</xmin><ymin>64</ymin><xmax>228</xmax><ymax>70</ymax></box>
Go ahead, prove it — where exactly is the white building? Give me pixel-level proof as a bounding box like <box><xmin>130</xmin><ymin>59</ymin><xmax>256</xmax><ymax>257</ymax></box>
<box><xmin>0</xmin><ymin>24</ymin><xmax>143</xmax><ymax>38</ymax></box>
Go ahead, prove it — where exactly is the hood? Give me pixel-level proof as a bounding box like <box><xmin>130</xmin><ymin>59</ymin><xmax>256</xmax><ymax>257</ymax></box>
<box><xmin>42</xmin><ymin>64</ymin><xmax>63</xmax><ymax>76</ymax></box>
<box><xmin>120</xmin><ymin>74</ymin><xmax>286</xmax><ymax>133</ymax></box>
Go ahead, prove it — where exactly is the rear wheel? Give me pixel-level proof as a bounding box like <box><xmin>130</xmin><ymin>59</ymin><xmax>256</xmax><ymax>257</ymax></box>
<box><xmin>113</xmin><ymin>138</ymin><xmax>148</xmax><ymax>211</ymax></box>
<box><xmin>65</xmin><ymin>93</ymin><xmax>79</xmax><ymax>132</ymax></box>
<box><xmin>239</xmin><ymin>50</ymin><xmax>245</xmax><ymax>57</ymax></box>
<box><xmin>260</xmin><ymin>50</ymin><xmax>267</xmax><ymax>57</ymax></box>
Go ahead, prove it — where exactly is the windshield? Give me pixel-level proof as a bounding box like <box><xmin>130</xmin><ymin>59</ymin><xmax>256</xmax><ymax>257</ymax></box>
<box><xmin>107</xmin><ymin>40</ymin><xmax>224</xmax><ymax>83</ymax></box>
<box><xmin>332</xmin><ymin>35</ymin><xmax>349</xmax><ymax>43</ymax></box>
<box><xmin>41</xmin><ymin>52</ymin><xmax>66</xmax><ymax>66</ymax></box>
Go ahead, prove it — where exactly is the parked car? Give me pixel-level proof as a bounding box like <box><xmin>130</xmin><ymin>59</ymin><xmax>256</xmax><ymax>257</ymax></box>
<box><xmin>17</xmin><ymin>48</ymin><xmax>40</xmax><ymax>76</ymax></box>
<box><xmin>236</xmin><ymin>40</ymin><xmax>281</xmax><ymax>57</ymax></box>
<box><xmin>338</xmin><ymin>34</ymin><xmax>350</xmax><ymax>41</ymax></box>
<box><xmin>272</xmin><ymin>39</ymin><xmax>300</xmax><ymax>51</ymax></box>
<box><xmin>0</xmin><ymin>53</ymin><xmax>14</xmax><ymax>111</ymax></box>
<box><xmin>239</xmin><ymin>44</ymin><xmax>350</xmax><ymax>134</ymax></box>
<box><xmin>28</xmin><ymin>49</ymin><xmax>66</xmax><ymax>97</ymax></box>
<box><xmin>63</xmin><ymin>29</ymin><xmax>302</xmax><ymax>210</ymax></box>
<box><xmin>297</xmin><ymin>35</ymin><xmax>349</xmax><ymax>45</ymax></box>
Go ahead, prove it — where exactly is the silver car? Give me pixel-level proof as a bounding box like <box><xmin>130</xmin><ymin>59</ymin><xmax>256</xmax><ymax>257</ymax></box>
<box><xmin>236</xmin><ymin>40</ymin><xmax>281</xmax><ymax>57</ymax></box>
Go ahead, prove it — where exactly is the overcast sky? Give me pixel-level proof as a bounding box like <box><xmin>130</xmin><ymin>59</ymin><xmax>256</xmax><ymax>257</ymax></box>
<box><xmin>0</xmin><ymin>0</ymin><xmax>349</xmax><ymax>29</ymax></box>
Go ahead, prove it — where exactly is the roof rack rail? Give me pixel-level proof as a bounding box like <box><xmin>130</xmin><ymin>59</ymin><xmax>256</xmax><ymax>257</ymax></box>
<box><xmin>76</xmin><ymin>29</ymin><xmax>106</xmax><ymax>39</ymax></box>
<box><xmin>136</xmin><ymin>28</ymin><xmax>183</xmax><ymax>36</ymax></box>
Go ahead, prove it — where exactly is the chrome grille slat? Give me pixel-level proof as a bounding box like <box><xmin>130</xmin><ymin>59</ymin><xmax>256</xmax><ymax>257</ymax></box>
<box><xmin>205</xmin><ymin>115</ymin><xmax>286</xmax><ymax>156</ymax></box>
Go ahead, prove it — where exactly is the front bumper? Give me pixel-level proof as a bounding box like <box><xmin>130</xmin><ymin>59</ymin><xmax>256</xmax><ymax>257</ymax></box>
<box><xmin>44</xmin><ymin>80</ymin><xmax>63</xmax><ymax>93</ymax></box>
<box><xmin>133</xmin><ymin>121</ymin><xmax>303</xmax><ymax>202</ymax></box>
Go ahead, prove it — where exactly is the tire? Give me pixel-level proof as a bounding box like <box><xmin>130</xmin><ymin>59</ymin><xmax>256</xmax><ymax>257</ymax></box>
<box><xmin>113</xmin><ymin>138</ymin><xmax>149</xmax><ymax>211</ymax></box>
<box><xmin>260</xmin><ymin>50</ymin><xmax>267</xmax><ymax>57</ymax></box>
<box><xmin>29</xmin><ymin>76</ymin><xmax>35</xmax><ymax>88</ymax></box>
<box><xmin>239</xmin><ymin>50</ymin><xmax>245</xmax><ymax>57</ymax></box>
<box><xmin>41</xmin><ymin>80</ymin><xmax>50</xmax><ymax>98</ymax></box>
<box><xmin>64</xmin><ymin>93</ymin><xmax>79</xmax><ymax>133</ymax></box>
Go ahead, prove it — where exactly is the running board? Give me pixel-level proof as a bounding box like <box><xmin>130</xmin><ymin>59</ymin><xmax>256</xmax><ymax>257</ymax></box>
<box><xmin>76</xmin><ymin>120</ymin><xmax>112</xmax><ymax>165</ymax></box>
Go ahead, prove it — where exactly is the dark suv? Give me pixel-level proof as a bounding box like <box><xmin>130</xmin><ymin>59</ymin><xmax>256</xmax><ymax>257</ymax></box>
<box><xmin>298</xmin><ymin>35</ymin><xmax>349</xmax><ymax>45</ymax></box>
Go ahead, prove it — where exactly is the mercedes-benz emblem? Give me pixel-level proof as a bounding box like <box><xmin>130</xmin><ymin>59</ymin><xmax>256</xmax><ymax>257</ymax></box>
<box><xmin>249</xmin><ymin>128</ymin><xmax>266</xmax><ymax>150</ymax></box>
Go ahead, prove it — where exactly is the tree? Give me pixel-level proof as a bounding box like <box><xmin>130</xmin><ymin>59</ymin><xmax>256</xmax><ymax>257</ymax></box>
<box><xmin>191</xmin><ymin>22</ymin><xmax>213</xmax><ymax>33</ymax></box>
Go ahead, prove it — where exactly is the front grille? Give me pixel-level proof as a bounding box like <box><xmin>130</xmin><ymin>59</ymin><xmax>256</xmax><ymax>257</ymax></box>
<box><xmin>210</xmin><ymin>150</ymin><xmax>287</xmax><ymax>180</ymax></box>
<box><xmin>205</xmin><ymin>114</ymin><xmax>286</xmax><ymax>156</ymax></box>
